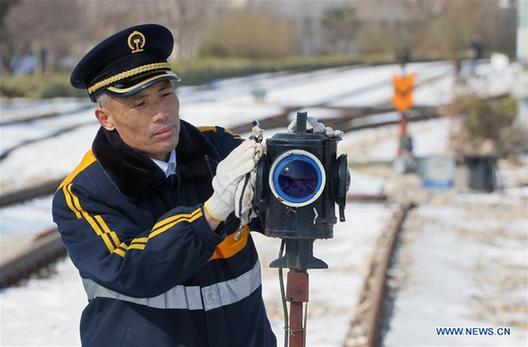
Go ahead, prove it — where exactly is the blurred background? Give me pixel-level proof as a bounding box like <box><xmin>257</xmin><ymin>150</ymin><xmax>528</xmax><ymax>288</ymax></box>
<box><xmin>0</xmin><ymin>1</ymin><xmax>527</xmax><ymax>346</ymax></box>
<box><xmin>0</xmin><ymin>0</ymin><xmax>521</xmax><ymax>96</ymax></box>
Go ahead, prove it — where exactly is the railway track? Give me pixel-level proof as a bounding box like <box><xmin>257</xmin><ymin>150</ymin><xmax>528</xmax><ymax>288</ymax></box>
<box><xmin>0</xmin><ymin>228</ymin><xmax>66</xmax><ymax>288</ymax></box>
<box><xmin>344</xmin><ymin>202</ymin><xmax>416</xmax><ymax>347</ymax></box>
<box><xmin>0</xmin><ymin>178</ymin><xmax>64</xmax><ymax>208</ymax></box>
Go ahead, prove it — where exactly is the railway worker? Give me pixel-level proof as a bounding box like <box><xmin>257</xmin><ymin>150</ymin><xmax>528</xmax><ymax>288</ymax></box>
<box><xmin>52</xmin><ymin>23</ymin><xmax>276</xmax><ymax>347</ymax></box>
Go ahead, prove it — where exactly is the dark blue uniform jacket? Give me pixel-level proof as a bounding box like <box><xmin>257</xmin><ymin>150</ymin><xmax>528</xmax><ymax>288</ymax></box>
<box><xmin>52</xmin><ymin>120</ymin><xmax>276</xmax><ymax>347</ymax></box>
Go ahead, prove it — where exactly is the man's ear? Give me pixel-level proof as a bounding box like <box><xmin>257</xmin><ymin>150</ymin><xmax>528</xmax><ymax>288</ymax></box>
<box><xmin>95</xmin><ymin>107</ymin><xmax>115</xmax><ymax>131</ymax></box>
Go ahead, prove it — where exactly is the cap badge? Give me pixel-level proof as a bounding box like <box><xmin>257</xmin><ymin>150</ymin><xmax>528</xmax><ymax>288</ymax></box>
<box><xmin>127</xmin><ymin>31</ymin><xmax>146</xmax><ymax>53</ymax></box>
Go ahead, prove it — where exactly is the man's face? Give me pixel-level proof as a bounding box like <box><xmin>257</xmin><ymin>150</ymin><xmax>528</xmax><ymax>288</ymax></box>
<box><xmin>96</xmin><ymin>80</ymin><xmax>181</xmax><ymax>161</ymax></box>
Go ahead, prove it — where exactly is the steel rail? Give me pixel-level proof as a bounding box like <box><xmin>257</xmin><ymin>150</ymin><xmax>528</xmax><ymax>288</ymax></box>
<box><xmin>0</xmin><ymin>228</ymin><xmax>66</xmax><ymax>289</ymax></box>
<box><xmin>0</xmin><ymin>178</ymin><xmax>64</xmax><ymax>208</ymax></box>
<box><xmin>344</xmin><ymin>202</ymin><xmax>415</xmax><ymax>347</ymax></box>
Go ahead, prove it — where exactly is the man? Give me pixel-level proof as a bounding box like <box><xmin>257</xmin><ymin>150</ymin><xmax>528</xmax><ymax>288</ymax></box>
<box><xmin>52</xmin><ymin>24</ymin><xmax>276</xmax><ymax>347</ymax></box>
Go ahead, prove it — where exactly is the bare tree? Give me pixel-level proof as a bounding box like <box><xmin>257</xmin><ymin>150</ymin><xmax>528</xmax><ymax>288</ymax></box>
<box><xmin>2</xmin><ymin>0</ymin><xmax>217</xmax><ymax>75</ymax></box>
<box><xmin>0</xmin><ymin>0</ymin><xmax>19</xmax><ymax>75</ymax></box>
<box><xmin>5</xmin><ymin>0</ymin><xmax>86</xmax><ymax>74</ymax></box>
<box><xmin>321</xmin><ymin>4</ymin><xmax>359</xmax><ymax>54</ymax></box>
<box><xmin>80</xmin><ymin>0</ymin><xmax>214</xmax><ymax>61</ymax></box>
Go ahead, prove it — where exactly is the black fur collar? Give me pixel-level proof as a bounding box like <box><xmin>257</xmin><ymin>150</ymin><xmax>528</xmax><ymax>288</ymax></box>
<box><xmin>92</xmin><ymin>120</ymin><xmax>220</xmax><ymax>200</ymax></box>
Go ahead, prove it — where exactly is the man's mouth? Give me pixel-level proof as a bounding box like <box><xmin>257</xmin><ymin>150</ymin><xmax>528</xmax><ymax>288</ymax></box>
<box><xmin>154</xmin><ymin>125</ymin><xmax>175</xmax><ymax>138</ymax></box>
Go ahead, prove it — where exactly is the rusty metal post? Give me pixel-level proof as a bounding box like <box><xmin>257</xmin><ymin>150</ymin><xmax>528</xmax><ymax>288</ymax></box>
<box><xmin>397</xmin><ymin>111</ymin><xmax>407</xmax><ymax>156</ymax></box>
<box><xmin>286</xmin><ymin>269</ymin><xmax>309</xmax><ymax>347</ymax></box>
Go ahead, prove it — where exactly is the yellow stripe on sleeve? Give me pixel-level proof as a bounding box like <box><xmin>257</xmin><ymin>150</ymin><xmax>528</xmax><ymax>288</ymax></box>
<box><xmin>130</xmin><ymin>237</ymin><xmax>148</xmax><ymax>245</ymax></box>
<box><xmin>123</xmin><ymin>209</ymin><xmax>202</xmax><ymax>251</ymax></box>
<box><xmin>64</xmin><ymin>185</ymin><xmax>205</xmax><ymax>257</ymax></box>
<box><xmin>126</xmin><ymin>211</ymin><xmax>203</xmax><ymax>251</ymax></box>
<box><xmin>113</xmin><ymin>248</ymin><xmax>126</xmax><ymax>257</ymax></box>
<box><xmin>148</xmin><ymin>210</ymin><xmax>202</xmax><ymax>239</ymax></box>
<box><xmin>66</xmin><ymin>184</ymin><xmax>116</xmax><ymax>253</ymax></box>
<box><xmin>62</xmin><ymin>185</ymin><xmax>81</xmax><ymax>219</ymax></box>
<box><xmin>128</xmin><ymin>244</ymin><xmax>148</xmax><ymax>251</ymax></box>
<box><xmin>94</xmin><ymin>215</ymin><xmax>121</xmax><ymax>247</ymax></box>
<box><xmin>151</xmin><ymin>208</ymin><xmax>202</xmax><ymax>231</ymax></box>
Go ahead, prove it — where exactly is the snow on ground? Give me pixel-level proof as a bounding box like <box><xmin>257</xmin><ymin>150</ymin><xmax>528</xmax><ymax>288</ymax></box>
<box><xmin>177</xmin><ymin>66</ymin><xmax>356</xmax><ymax>104</ymax></box>
<box><xmin>267</xmin><ymin>64</ymin><xmax>398</xmax><ymax>107</ymax></box>
<box><xmin>383</xmin><ymin>187</ymin><xmax>528</xmax><ymax>347</ymax></box>
<box><xmin>465</xmin><ymin>60</ymin><xmax>515</xmax><ymax>98</ymax></box>
<box><xmin>0</xmin><ymin>181</ymin><xmax>57</xmax><ymax>266</ymax></box>
<box><xmin>0</xmin><ymin>98</ymin><xmax>90</xmax><ymax>124</ymax></box>
<box><xmin>0</xmin><ymin>123</ymin><xmax>99</xmax><ymax>193</ymax></box>
<box><xmin>0</xmin><ymin>196</ymin><xmax>53</xmax><ymax>237</ymax></box>
<box><xmin>176</xmin><ymin>61</ymin><xmax>457</xmax><ymax>128</ymax></box>
<box><xmin>348</xmin><ymin>170</ymin><xmax>386</xmax><ymax>196</ymax></box>
<box><xmin>0</xmin><ymin>258</ymin><xmax>86</xmax><ymax>347</ymax></box>
<box><xmin>180</xmin><ymin>99</ymin><xmax>282</xmax><ymax>128</ymax></box>
<box><xmin>339</xmin><ymin>117</ymin><xmax>453</xmax><ymax>163</ymax></box>
<box><xmin>0</xmin><ymin>109</ymin><xmax>94</xmax><ymax>152</ymax></box>
<box><xmin>330</xmin><ymin>62</ymin><xmax>452</xmax><ymax>108</ymax></box>
<box><xmin>413</xmin><ymin>71</ymin><xmax>455</xmax><ymax>106</ymax></box>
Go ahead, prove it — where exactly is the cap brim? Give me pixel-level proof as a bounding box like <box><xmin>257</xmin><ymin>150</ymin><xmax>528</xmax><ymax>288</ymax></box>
<box><xmin>105</xmin><ymin>71</ymin><xmax>181</xmax><ymax>98</ymax></box>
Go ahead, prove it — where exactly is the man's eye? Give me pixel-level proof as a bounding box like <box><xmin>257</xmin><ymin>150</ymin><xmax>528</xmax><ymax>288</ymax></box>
<box><xmin>161</xmin><ymin>92</ymin><xmax>172</xmax><ymax>97</ymax></box>
<box><xmin>131</xmin><ymin>102</ymin><xmax>145</xmax><ymax>108</ymax></box>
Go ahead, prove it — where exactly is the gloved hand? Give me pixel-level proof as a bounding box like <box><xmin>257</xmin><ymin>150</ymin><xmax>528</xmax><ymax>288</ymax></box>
<box><xmin>204</xmin><ymin>140</ymin><xmax>264</xmax><ymax>222</ymax></box>
<box><xmin>287</xmin><ymin>116</ymin><xmax>344</xmax><ymax>138</ymax></box>
<box><xmin>231</xmin><ymin>120</ymin><xmax>264</xmax><ymax>226</ymax></box>
<box><xmin>234</xmin><ymin>168</ymin><xmax>258</xmax><ymax>225</ymax></box>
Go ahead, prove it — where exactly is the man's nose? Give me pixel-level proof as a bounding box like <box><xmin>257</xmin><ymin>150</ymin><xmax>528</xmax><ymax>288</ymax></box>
<box><xmin>151</xmin><ymin>104</ymin><xmax>169</xmax><ymax>122</ymax></box>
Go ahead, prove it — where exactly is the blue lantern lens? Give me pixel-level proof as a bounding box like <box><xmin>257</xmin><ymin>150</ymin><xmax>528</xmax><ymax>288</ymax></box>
<box><xmin>278</xmin><ymin>160</ymin><xmax>317</xmax><ymax>198</ymax></box>
<box><xmin>273</xmin><ymin>154</ymin><xmax>323</xmax><ymax>204</ymax></box>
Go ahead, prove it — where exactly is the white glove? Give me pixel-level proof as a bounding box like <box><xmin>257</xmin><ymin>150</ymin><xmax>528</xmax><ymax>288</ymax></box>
<box><xmin>204</xmin><ymin>140</ymin><xmax>264</xmax><ymax>221</ymax></box>
<box><xmin>287</xmin><ymin>116</ymin><xmax>343</xmax><ymax>138</ymax></box>
<box><xmin>234</xmin><ymin>168</ymin><xmax>258</xmax><ymax>226</ymax></box>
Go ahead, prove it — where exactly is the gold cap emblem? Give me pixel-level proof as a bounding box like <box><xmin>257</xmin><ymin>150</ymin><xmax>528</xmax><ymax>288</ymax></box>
<box><xmin>127</xmin><ymin>31</ymin><xmax>146</xmax><ymax>53</ymax></box>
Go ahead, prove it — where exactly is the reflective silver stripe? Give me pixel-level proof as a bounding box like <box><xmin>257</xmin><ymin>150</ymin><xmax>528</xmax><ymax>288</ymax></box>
<box><xmin>82</xmin><ymin>278</ymin><xmax>203</xmax><ymax>310</ymax></box>
<box><xmin>81</xmin><ymin>260</ymin><xmax>261</xmax><ymax>311</ymax></box>
<box><xmin>201</xmin><ymin>260</ymin><xmax>261</xmax><ymax>311</ymax></box>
